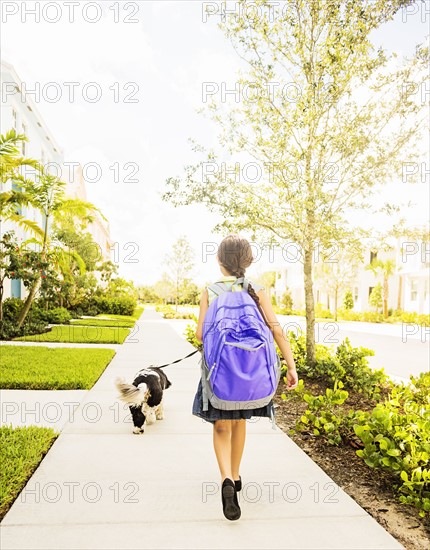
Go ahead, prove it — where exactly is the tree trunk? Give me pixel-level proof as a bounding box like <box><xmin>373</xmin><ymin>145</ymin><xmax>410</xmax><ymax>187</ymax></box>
<box><xmin>303</xmin><ymin>247</ymin><xmax>316</xmax><ymax>367</ymax></box>
<box><xmin>334</xmin><ymin>288</ymin><xmax>338</xmax><ymax>322</ymax></box>
<box><xmin>383</xmin><ymin>276</ymin><xmax>389</xmax><ymax>318</ymax></box>
<box><xmin>17</xmin><ymin>277</ymin><xmax>41</xmax><ymax>328</ymax></box>
<box><xmin>0</xmin><ymin>283</ymin><xmax>3</xmax><ymax>321</ymax></box>
<box><xmin>397</xmin><ymin>275</ymin><xmax>402</xmax><ymax>311</ymax></box>
<box><xmin>17</xmin><ymin>214</ymin><xmax>49</xmax><ymax>329</ymax></box>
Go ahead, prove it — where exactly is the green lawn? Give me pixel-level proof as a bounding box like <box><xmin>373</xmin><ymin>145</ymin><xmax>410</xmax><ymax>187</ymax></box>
<box><xmin>0</xmin><ymin>346</ymin><xmax>116</xmax><ymax>389</ymax></box>
<box><xmin>14</xmin><ymin>325</ymin><xmax>130</xmax><ymax>344</ymax></box>
<box><xmin>71</xmin><ymin>318</ymin><xmax>135</xmax><ymax>328</ymax></box>
<box><xmin>0</xmin><ymin>425</ymin><xmax>58</xmax><ymax>520</ymax></box>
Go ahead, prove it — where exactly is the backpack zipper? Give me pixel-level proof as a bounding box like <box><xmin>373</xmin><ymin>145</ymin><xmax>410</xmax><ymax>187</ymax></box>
<box><xmin>224</xmin><ymin>341</ymin><xmax>266</xmax><ymax>351</ymax></box>
<box><xmin>207</xmin><ymin>362</ymin><xmax>216</xmax><ymax>380</ymax></box>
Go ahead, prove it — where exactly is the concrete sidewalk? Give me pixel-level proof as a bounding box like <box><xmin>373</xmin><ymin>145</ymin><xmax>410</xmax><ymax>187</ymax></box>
<box><xmin>1</xmin><ymin>309</ymin><xmax>403</xmax><ymax>549</ymax></box>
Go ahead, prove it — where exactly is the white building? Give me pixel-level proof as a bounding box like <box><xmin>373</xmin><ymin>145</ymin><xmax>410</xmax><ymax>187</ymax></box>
<box><xmin>274</xmin><ymin>238</ymin><xmax>429</xmax><ymax>315</ymax></box>
<box><xmin>1</xmin><ymin>60</ymin><xmax>64</xmax><ymax>299</ymax></box>
<box><xmin>65</xmin><ymin>164</ymin><xmax>112</xmax><ymax>264</ymax></box>
<box><xmin>396</xmin><ymin>235</ymin><xmax>430</xmax><ymax>314</ymax></box>
<box><xmin>0</xmin><ymin>60</ymin><xmax>111</xmax><ymax>299</ymax></box>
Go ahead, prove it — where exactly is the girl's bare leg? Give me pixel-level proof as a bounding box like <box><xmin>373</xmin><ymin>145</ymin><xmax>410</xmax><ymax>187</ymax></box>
<box><xmin>213</xmin><ymin>419</ymin><xmax>233</xmax><ymax>480</ymax></box>
<box><xmin>231</xmin><ymin>419</ymin><xmax>246</xmax><ymax>480</ymax></box>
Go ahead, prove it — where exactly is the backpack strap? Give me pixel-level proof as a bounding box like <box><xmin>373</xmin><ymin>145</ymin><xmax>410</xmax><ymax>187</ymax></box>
<box><xmin>207</xmin><ymin>282</ymin><xmax>228</xmax><ymax>296</ymax></box>
<box><xmin>234</xmin><ymin>277</ymin><xmax>249</xmax><ymax>291</ymax></box>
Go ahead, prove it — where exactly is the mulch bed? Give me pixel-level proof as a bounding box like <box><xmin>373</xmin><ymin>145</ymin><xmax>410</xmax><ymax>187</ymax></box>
<box><xmin>274</xmin><ymin>378</ymin><xmax>430</xmax><ymax>550</ymax></box>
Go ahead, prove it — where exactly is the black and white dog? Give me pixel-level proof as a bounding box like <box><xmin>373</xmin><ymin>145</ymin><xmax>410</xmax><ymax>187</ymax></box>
<box><xmin>115</xmin><ymin>367</ymin><xmax>172</xmax><ymax>434</ymax></box>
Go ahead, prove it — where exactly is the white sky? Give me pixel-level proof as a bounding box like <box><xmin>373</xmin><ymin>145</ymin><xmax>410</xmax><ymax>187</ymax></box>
<box><xmin>1</xmin><ymin>1</ymin><xmax>429</xmax><ymax>285</ymax></box>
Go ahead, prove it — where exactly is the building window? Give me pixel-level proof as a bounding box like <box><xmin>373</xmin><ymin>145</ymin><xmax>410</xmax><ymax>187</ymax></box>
<box><xmin>354</xmin><ymin>287</ymin><xmax>359</xmax><ymax>301</ymax></box>
<box><xmin>12</xmin><ymin>108</ymin><xmax>17</xmax><ymax>130</ymax></box>
<box><xmin>11</xmin><ymin>278</ymin><xmax>21</xmax><ymax>299</ymax></box>
<box><xmin>370</xmin><ymin>251</ymin><xmax>377</xmax><ymax>263</ymax></box>
<box><xmin>368</xmin><ymin>286</ymin><xmax>374</xmax><ymax>298</ymax></box>
<box><xmin>21</xmin><ymin>123</ymin><xmax>27</xmax><ymax>155</ymax></box>
<box><xmin>410</xmin><ymin>279</ymin><xmax>418</xmax><ymax>301</ymax></box>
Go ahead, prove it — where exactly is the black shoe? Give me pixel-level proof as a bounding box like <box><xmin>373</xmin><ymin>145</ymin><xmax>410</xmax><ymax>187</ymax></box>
<box><xmin>221</xmin><ymin>478</ymin><xmax>241</xmax><ymax>521</ymax></box>
<box><xmin>234</xmin><ymin>476</ymin><xmax>242</xmax><ymax>492</ymax></box>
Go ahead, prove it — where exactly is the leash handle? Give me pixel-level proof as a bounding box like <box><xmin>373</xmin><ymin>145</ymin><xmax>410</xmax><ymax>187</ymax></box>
<box><xmin>157</xmin><ymin>349</ymin><xmax>200</xmax><ymax>369</ymax></box>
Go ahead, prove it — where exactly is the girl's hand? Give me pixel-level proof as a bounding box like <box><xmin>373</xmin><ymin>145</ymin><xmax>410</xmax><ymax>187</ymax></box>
<box><xmin>285</xmin><ymin>367</ymin><xmax>298</xmax><ymax>390</ymax></box>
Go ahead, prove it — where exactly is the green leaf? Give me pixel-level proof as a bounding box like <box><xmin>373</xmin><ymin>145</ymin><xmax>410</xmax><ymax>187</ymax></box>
<box><xmin>400</xmin><ymin>470</ymin><xmax>409</xmax><ymax>482</ymax></box>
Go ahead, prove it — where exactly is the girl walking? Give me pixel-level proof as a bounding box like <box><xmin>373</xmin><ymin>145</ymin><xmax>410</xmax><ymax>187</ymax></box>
<box><xmin>192</xmin><ymin>234</ymin><xmax>298</xmax><ymax>520</ymax></box>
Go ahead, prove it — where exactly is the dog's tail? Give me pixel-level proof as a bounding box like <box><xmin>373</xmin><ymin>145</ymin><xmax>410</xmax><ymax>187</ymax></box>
<box><xmin>115</xmin><ymin>377</ymin><xmax>147</xmax><ymax>406</ymax></box>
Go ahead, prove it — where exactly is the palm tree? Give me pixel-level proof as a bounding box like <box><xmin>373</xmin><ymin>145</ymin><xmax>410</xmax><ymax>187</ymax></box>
<box><xmin>366</xmin><ymin>258</ymin><xmax>396</xmax><ymax>318</ymax></box>
<box><xmin>17</xmin><ymin>170</ymin><xmax>103</xmax><ymax>328</ymax></box>
<box><xmin>0</xmin><ymin>129</ymin><xmax>43</xmax><ymax>238</ymax></box>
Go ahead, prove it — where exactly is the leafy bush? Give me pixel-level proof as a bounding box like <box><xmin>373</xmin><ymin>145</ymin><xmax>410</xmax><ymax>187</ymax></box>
<box><xmin>335</xmin><ymin>338</ymin><xmax>389</xmax><ymax>399</ymax></box>
<box><xmin>31</xmin><ymin>307</ymin><xmax>72</xmax><ymax>325</ymax></box>
<box><xmin>156</xmin><ymin>305</ymin><xmax>195</xmax><ymax>319</ymax></box>
<box><xmin>353</xmin><ymin>372</ymin><xmax>430</xmax><ymax>517</ymax></box>
<box><xmin>285</xmin><ymin>332</ymin><xmax>389</xmax><ymax>399</ymax></box>
<box><xmin>361</xmin><ymin>311</ymin><xmax>385</xmax><ymax>323</ymax></box>
<box><xmin>315</xmin><ymin>302</ymin><xmax>333</xmax><ymax>319</ymax></box>
<box><xmin>387</xmin><ymin>311</ymin><xmax>430</xmax><ymax>326</ymax></box>
<box><xmin>343</xmin><ymin>290</ymin><xmax>354</xmax><ymax>310</ymax></box>
<box><xmin>290</xmin><ymin>379</ymin><xmax>350</xmax><ymax>445</ymax></box>
<box><xmin>0</xmin><ymin>299</ymin><xmax>50</xmax><ymax>340</ymax></box>
<box><xmin>285</xmin><ymin>372</ymin><xmax>430</xmax><ymax>517</ymax></box>
<box><xmin>2</xmin><ymin>298</ymin><xmax>24</xmax><ymax>322</ymax></box>
<box><xmin>91</xmin><ymin>296</ymin><xmax>136</xmax><ymax>316</ymax></box>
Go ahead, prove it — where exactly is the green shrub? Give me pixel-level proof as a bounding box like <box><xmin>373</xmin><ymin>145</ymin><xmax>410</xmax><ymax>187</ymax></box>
<box><xmin>335</xmin><ymin>338</ymin><xmax>389</xmax><ymax>399</ymax></box>
<box><xmin>91</xmin><ymin>296</ymin><xmax>136</xmax><ymax>316</ymax></box>
<box><xmin>360</xmin><ymin>311</ymin><xmax>385</xmax><ymax>323</ymax></box>
<box><xmin>337</xmin><ymin>308</ymin><xmax>362</xmax><ymax>321</ymax></box>
<box><xmin>32</xmin><ymin>307</ymin><xmax>72</xmax><ymax>325</ymax></box>
<box><xmin>0</xmin><ymin>320</ymin><xmax>50</xmax><ymax>341</ymax></box>
<box><xmin>315</xmin><ymin>302</ymin><xmax>333</xmax><ymax>319</ymax></box>
<box><xmin>343</xmin><ymin>290</ymin><xmax>354</xmax><ymax>310</ymax></box>
<box><xmin>2</xmin><ymin>298</ymin><xmax>24</xmax><ymax>322</ymax></box>
<box><xmin>156</xmin><ymin>305</ymin><xmax>195</xmax><ymax>319</ymax></box>
<box><xmin>353</xmin><ymin>372</ymin><xmax>430</xmax><ymax>517</ymax></box>
<box><xmin>289</xmin><ymin>379</ymin><xmax>350</xmax><ymax>445</ymax></box>
<box><xmin>386</xmin><ymin>311</ymin><xmax>430</xmax><ymax>326</ymax></box>
<box><xmin>285</xmin><ymin>333</ymin><xmax>390</xmax><ymax>399</ymax></box>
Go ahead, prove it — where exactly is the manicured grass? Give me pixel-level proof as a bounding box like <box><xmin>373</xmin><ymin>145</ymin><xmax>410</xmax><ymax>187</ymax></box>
<box><xmin>0</xmin><ymin>346</ymin><xmax>116</xmax><ymax>389</ymax></box>
<box><xmin>70</xmin><ymin>318</ymin><xmax>135</xmax><ymax>328</ymax></box>
<box><xmin>0</xmin><ymin>425</ymin><xmax>58</xmax><ymax>520</ymax></box>
<box><xmin>14</xmin><ymin>325</ymin><xmax>130</xmax><ymax>344</ymax></box>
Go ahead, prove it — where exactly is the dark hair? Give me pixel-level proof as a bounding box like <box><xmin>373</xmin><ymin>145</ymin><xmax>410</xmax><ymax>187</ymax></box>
<box><xmin>217</xmin><ymin>234</ymin><xmax>267</xmax><ymax>323</ymax></box>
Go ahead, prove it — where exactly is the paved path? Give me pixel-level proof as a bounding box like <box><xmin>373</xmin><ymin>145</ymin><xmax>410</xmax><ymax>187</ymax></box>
<box><xmin>1</xmin><ymin>309</ymin><xmax>403</xmax><ymax>549</ymax></box>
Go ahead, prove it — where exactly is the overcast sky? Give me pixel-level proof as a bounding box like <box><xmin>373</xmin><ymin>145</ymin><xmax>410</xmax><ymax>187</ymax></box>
<box><xmin>1</xmin><ymin>1</ymin><xmax>429</xmax><ymax>285</ymax></box>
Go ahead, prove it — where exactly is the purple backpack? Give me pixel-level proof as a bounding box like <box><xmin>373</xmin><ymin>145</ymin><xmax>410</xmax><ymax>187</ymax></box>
<box><xmin>200</xmin><ymin>277</ymin><xmax>281</xmax><ymax>411</ymax></box>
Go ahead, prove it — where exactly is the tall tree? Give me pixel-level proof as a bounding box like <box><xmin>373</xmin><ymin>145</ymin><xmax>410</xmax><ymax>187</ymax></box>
<box><xmin>0</xmin><ymin>130</ymin><xmax>43</xmax><ymax>238</ymax></box>
<box><xmin>16</xmin><ymin>170</ymin><xmax>101</xmax><ymax>328</ymax></box>
<box><xmin>314</xmin><ymin>247</ymin><xmax>361</xmax><ymax>320</ymax></box>
<box><xmin>164</xmin><ymin>236</ymin><xmax>195</xmax><ymax>311</ymax></box>
<box><xmin>163</xmin><ymin>0</ymin><xmax>428</xmax><ymax>365</ymax></box>
<box><xmin>366</xmin><ymin>257</ymin><xmax>397</xmax><ymax>317</ymax></box>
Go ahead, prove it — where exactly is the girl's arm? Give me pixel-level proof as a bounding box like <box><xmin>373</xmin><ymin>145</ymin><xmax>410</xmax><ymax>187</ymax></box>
<box><xmin>195</xmin><ymin>288</ymin><xmax>209</xmax><ymax>343</ymax></box>
<box><xmin>258</xmin><ymin>289</ymin><xmax>298</xmax><ymax>390</ymax></box>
